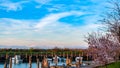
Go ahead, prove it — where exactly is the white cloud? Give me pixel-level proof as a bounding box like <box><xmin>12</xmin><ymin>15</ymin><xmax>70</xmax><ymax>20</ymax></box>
<box><xmin>35</xmin><ymin>0</ymin><xmax>51</xmax><ymax>8</ymax></box>
<box><xmin>34</xmin><ymin>11</ymin><xmax>84</xmax><ymax>30</ymax></box>
<box><xmin>35</xmin><ymin>0</ymin><xmax>51</xmax><ymax>4</ymax></box>
<box><xmin>0</xmin><ymin>18</ymin><xmax>36</xmax><ymax>35</ymax></box>
<box><xmin>0</xmin><ymin>11</ymin><xmax>102</xmax><ymax>48</ymax></box>
<box><xmin>0</xmin><ymin>1</ymin><xmax>28</xmax><ymax>11</ymax></box>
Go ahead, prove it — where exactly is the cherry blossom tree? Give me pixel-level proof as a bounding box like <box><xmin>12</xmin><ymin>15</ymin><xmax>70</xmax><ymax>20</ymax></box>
<box><xmin>86</xmin><ymin>32</ymin><xmax>120</xmax><ymax>67</ymax></box>
<box><xmin>86</xmin><ymin>1</ymin><xmax>120</xmax><ymax>67</ymax></box>
<box><xmin>101</xmin><ymin>0</ymin><xmax>120</xmax><ymax>42</ymax></box>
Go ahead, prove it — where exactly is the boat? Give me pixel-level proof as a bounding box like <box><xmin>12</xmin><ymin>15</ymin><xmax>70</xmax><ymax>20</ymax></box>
<box><xmin>12</xmin><ymin>55</ymin><xmax>23</xmax><ymax>64</ymax></box>
<box><xmin>75</xmin><ymin>56</ymin><xmax>83</xmax><ymax>63</ymax></box>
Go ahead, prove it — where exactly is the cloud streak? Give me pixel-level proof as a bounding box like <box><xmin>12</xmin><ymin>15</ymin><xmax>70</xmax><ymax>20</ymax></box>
<box><xmin>35</xmin><ymin>11</ymin><xmax>84</xmax><ymax>30</ymax></box>
<box><xmin>0</xmin><ymin>0</ymin><xmax>28</xmax><ymax>11</ymax></box>
<box><xmin>0</xmin><ymin>0</ymin><xmax>107</xmax><ymax>48</ymax></box>
<box><xmin>0</xmin><ymin>11</ymin><xmax>101</xmax><ymax>48</ymax></box>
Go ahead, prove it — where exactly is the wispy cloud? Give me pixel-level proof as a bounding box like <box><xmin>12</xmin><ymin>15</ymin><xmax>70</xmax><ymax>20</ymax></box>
<box><xmin>0</xmin><ymin>0</ymin><xmax>107</xmax><ymax>48</ymax></box>
<box><xmin>0</xmin><ymin>0</ymin><xmax>28</xmax><ymax>11</ymax></box>
<box><xmin>35</xmin><ymin>11</ymin><xmax>84</xmax><ymax>30</ymax></box>
<box><xmin>35</xmin><ymin>0</ymin><xmax>51</xmax><ymax>4</ymax></box>
<box><xmin>0</xmin><ymin>18</ymin><xmax>36</xmax><ymax>35</ymax></box>
<box><xmin>0</xmin><ymin>8</ymin><xmax>103</xmax><ymax>48</ymax></box>
<box><xmin>35</xmin><ymin>0</ymin><xmax>52</xmax><ymax>8</ymax></box>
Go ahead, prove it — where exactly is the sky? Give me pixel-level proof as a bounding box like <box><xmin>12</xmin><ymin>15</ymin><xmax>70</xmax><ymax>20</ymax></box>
<box><xmin>0</xmin><ymin>0</ymin><xmax>109</xmax><ymax>49</ymax></box>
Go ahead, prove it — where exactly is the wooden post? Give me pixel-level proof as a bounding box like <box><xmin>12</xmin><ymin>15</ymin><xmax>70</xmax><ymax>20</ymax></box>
<box><xmin>9</xmin><ymin>57</ymin><xmax>12</xmax><ymax>68</ymax></box>
<box><xmin>63</xmin><ymin>52</ymin><xmax>65</xmax><ymax>57</ymax></box>
<box><xmin>6</xmin><ymin>54</ymin><xmax>8</xmax><ymax>60</ymax></box>
<box><xmin>66</xmin><ymin>56</ymin><xmax>71</xmax><ymax>68</ymax></box>
<box><xmin>54</xmin><ymin>55</ymin><xmax>58</xmax><ymax>66</ymax></box>
<box><xmin>76</xmin><ymin>63</ymin><xmax>80</xmax><ymax>68</ymax></box>
<box><xmin>37</xmin><ymin>58</ymin><xmax>39</xmax><ymax>68</ymax></box>
<box><xmin>71</xmin><ymin>52</ymin><xmax>73</xmax><ymax>57</ymax></box>
<box><xmin>66</xmin><ymin>56</ymin><xmax>69</xmax><ymax>65</ymax></box>
<box><xmin>87</xmin><ymin>53</ymin><xmax>89</xmax><ymax>61</ymax></box>
<box><xmin>25</xmin><ymin>53</ymin><xmax>28</xmax><ymax>62</ymax></box>
<box><xmin>29</xmin><ymin>56</ymin><xmax>32</xmax><ymax>68</ymax></box>
<box><xmin>26</xmin><ymin>53</ymin><xmax>28</xmax><ymax>59</ymax></box>
<box><xmin>51</xmin><ymin>52</ymin><xmax>53</xmax><ymax>57</ymax></box>
<box><xmin>76</xmin><ymin>57</ymin><xmax>80</xmax><ymax>68</ymax></box>
<box><xmin>60</xmin><ymin>52</ymin><xmax>61</xmax><ymax>56</ymax></box>
<box><xmin>75</xmin><ymin>51</ymin><xmax>76</xmax><ymax>57</ymax></box>
<box><xmin>5</xmin><ymin>54</ymin><xmax>8</xmax><ymax>68</ymax></box>
<box><xmin>14</xmin><ymin>55</ymin><xmax>16</xmax><ymax>64</ymax></box>
<box><xmin>41</xmin><ymin>56</ymin><xmax>49</xmax><ymax>68</ymax></box>
<box><xmin>82</xmin><ymin>52</ymin><xmax>83</xmax><ymax>56</ymax></box>
<box><xmin>4</xmin><ymin>62</ymin><xmax>7</xmax><ymax>68</ymax></box>
<box><xmin>46</xmin><ymin>52</ymin><xmax>47</xmax><ymax>57</ymax></box>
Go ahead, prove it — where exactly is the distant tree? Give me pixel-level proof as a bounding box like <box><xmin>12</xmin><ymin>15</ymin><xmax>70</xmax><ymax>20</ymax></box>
<box><xmin>29</xmin><ymin>47</ymin><xmax>34</xmax><ymax>55</ymax></box>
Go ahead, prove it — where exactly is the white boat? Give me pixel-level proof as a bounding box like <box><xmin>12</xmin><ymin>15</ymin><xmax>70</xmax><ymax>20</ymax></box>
<box><xmin>47</xmin><ymin>58</ymin><xmax>52</xmax><ymax>61</ymax></box>
<box><xmin>75</xmin><ymin>56</ymin><xmax>83</xmax><ymax>63</ymax></box>
<box><xmin>12</xmin><ymin>55</ymin><xmax>23</xmax><ymax>64</ymax></box>
<box><xmin>53</xmin><ymin>55</ymin><xmax>62</xmax><ymax>63</ymax></box>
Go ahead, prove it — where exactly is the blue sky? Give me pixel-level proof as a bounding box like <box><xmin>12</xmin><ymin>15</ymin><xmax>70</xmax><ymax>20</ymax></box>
<box><xmin>0</xmin><ymin>0</ymin><xmax>109</xmax><ymax>49</ymax></box>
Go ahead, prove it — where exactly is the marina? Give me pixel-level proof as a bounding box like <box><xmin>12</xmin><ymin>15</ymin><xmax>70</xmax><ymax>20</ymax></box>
<box><xmin>0</xmin><ymin>0</ymin><xmax>120</xmax><ymax>68</ymax></box>
<box><xmin>0</xmin><ymin>54</ymin><xmax>95</xmax><ymax>68</ymax></box>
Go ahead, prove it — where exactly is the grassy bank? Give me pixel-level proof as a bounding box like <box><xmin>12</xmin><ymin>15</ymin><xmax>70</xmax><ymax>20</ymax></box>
<box><xmin>98</xmin><ymin>61</ymin><xmax>120</xmax><ymax>68</ymax></box>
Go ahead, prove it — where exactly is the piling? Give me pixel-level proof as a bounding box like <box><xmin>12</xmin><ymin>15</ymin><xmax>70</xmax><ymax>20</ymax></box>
<box><xmin>82</xmin><ymin>52</ymin><xmax>83</xmax><ymax>56</ymax></box>
<box><xmin>79</xmin><ymin>54</ymin><xmax>82</xmax><ymax>65</ymax></box>
<box><xmin>76</xmin><ymin>54</ymin><xmax>82</xmax><ymax>68</ymax></box>
<box><xmin>9</xmin><ymin>57</ymin><xmax>12</xmax><ymax>68</ymax></box>
<box><xmin>54</xmin><ymin>55</ymin><xmax>58</xmax><ymax>66</ymax></box>
<box><xmin>71</xmin><ymin>52</ymin><xmax>73</xmax><ymax>57</ymax></box>
<box><xmin>76</xmin><ymin>58</ymin><xmax>81</xmax><ymax>68</ymax></box>
<box><xmin>76</xmin><ymin>62</ymin><xmax>80</xmax><ymax>68</ymax></box>
<box><xmin>37</xmin><ymin>58</ymin><xmax>39</xmax><ymax>68</ymax></box>
<box><xmin>87</xmin><ymin>53</ymin><xmax>89</xmax><ymax>61</ymax></box>
<box><xmin>4</xmin><ymin>62</ymin><xmax>7</xmax><ymax>68</ymax></box>
<box><xmin>41</xmin><ymin>56</ymin><xmax>49</xmax><ymax>68</ymax></box>
<box><xmin>26</xmin><ymin>53</ymin><xmax>28</xmax><ymax>59</ymax></box>
<box><xmin>29</xmin><ymin>56</ymin><xmax>32</xmax><ymax>68</ymax></box>
<box><xmin>66</xmin><ymin>56</ymin><xmax>71</xmax><ymax>67</ymax></box>
<box><xmin>75</xmin><ymin>51</ymin><xmax>76</xmax><ymax>57</ymax></box>
<box><xmin>63</xmin><ymin>52</ymin><xmax>65</xmax><ymax>57</ymax></box>
<box><xmin>66</xmin><ymin>53</ymin><xmax>72</xmax><ymax>68</ymax></box>
<box><xmin>52</xmin><ymin>52</ymin><xmax>54</xmax><ymax>57</ymax></box>
<box><xmin>6</xmin><ymin>54</ymin><xmax>8</xmax><ymax>60</ymax></box>
<box><xmin>14</xmin><ymin>55</ymin><xmax>16</xmax><ymax>64</ymax></box>
<box><xmin>5</xmin><ymin>54</ymin><xmax>8</xmax><ymax>68</ymax></box>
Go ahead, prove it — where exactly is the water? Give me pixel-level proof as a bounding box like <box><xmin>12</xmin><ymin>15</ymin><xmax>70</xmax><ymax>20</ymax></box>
<box><xmin>0</xmin><ymin>63</ymin><xmax>40</xmax><ymax>68</ymax></box>
<box><xmin>0</xmin><ymin>62</ymin><xmax>67</xmax><ymax>68</ymax></box>
<box><xmin>0</xmin><ymin>61</ymin><xmax>92</xmax><ymax>68</ymax></box>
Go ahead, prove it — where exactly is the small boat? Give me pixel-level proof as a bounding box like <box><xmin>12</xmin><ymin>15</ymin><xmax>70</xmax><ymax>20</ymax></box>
<box><xmin>12</xmin><ymin>55</ymin><xmax>23</xmax><ymax>64</ymax></box>
<box><xmin>75</xmin><ymin>56</ymin><xmax>83</xmax><ymax>63</ymax></box>
<box><xmin>53</xmin><ymin>55</ymin><xmax>60</xmax><ymax>63</ymax></box>
<box><xmin>47</xmin><ymin>58</ymin><xmax>53</xmax><ymax>63</ymax></box>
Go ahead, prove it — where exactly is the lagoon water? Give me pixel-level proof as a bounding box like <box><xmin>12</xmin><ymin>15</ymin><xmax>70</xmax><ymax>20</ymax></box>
<box><xmin>0</xmin><ymin>57</ymin><xmax>70</xmax><ymax>68</ymax></box>
<box><xmin>0</xmin><ymin>62</ymin><xmax>67</xmax><ymax>68</ymax></box>
<box><xmin>0</xmin><ymin>63</ymin><xmax>39</xmax><ymax>68</ymax></box>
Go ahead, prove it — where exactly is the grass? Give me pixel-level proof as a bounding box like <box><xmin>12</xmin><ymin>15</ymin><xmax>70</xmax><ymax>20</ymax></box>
<box><xmin>98</xmin><ymin>61</ymin><xmax>120</xmax><ymax>68</ymax></box>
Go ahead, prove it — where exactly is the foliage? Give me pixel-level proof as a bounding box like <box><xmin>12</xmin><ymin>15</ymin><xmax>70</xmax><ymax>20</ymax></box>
<box><xmin>86</xmin><ymin>0</ymin><xmax>120</xmax><ymax>66</ymax></box>
<box><xmin>98</xmin><ymin>61</ymin><xmax>120</xmax><ymax>68</ymax></box>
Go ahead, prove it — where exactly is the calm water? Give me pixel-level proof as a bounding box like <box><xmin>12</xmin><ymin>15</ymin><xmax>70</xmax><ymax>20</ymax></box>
<box><xmin>0</xmin><ymin>62</ymin><xmax>67</xmax><ymax>68</ymax></box>
<box><xmin>0</xmin><ymin>63</ymin><xmax>40</xmax><ymax>68</ymax></box>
